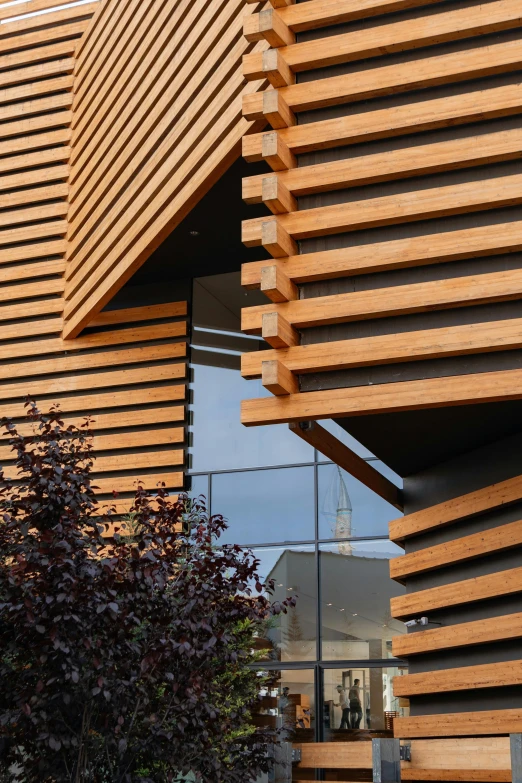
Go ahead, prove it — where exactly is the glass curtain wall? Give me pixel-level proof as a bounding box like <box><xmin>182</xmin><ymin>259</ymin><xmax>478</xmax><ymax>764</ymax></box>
<box><xmin>189</xmin><ymin>273</ymin><xmax>408</xmax><ymax>744</ymax></box>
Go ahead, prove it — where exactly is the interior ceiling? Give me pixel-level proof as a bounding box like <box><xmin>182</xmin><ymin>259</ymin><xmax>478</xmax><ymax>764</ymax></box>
<box><xmin>122</xmin><ymin>155</ymin><xmax>522</xmax><ymax>480</ymax></box>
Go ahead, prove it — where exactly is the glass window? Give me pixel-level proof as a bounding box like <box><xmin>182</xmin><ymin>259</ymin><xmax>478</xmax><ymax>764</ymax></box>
<box><xmin>251</xmin><ymin>545</ymin><xmax>316</xmax><ymax>663</ymax></box>
<box><xmin>187</xmin><ymin>473</ymin><xmax>208</xmax><ymax>503</ymax></box>
<box><xmin>316</xmin><ymin>419</ymin><xmax>375</xmax><ymax>460</ymax></box>
<box><xmin>211</xmin><ymin>467</ymin><xmax>316</xmax><ymax>545</ymax></box>
<box><xmin>318</xmin><ymin>463</ymin><xmax>400</xmax><ymax>540</ymax></box>
<box><xmin>254</xmin><ymin>668</ymin><xmax>315</xmax><ymax>742</ymax></box>
<box><xmin>319</xmin><ymin>540</ymin><xmax>406</xmax><ymax>661</ymax></box>
<box><xmin>323</xmin><ymin>665</ymin><xmax>408</xmax><ymax>740</ymax></box>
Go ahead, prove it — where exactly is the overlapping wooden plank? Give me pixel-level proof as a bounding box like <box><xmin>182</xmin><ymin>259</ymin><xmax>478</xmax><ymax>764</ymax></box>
<box><xmin>244</xmin><ymin>0</ymin><xmax>522</xmax><ymax>77</ymax></box>
<box><xmin>0</xmin><ymin>20</ymin><xmax>88</xmax><ymax>57</ymax></box>
<box><xmin>390</xmin><ymin>474</ymin><xmax>522</xmax><ymax>543</ymax></box>
<box><xmin>401</xmin><ymin>769</ymin><xmax>510</xmax><ymax>781</ymax></box>
<box><xmin>0</xmin><ymin>240</ymin><xmax>65</xmax><ymax>267</ymax></box>
<box><xmin>0</xmin><ymin>342</ymin><xmax>186</xmax><ymax>382</ymax></box>
<box><xmin>0</xmin><ymin>75</ymin><xmax>74</xmax><ymax>106</ymax></box>
<box><xmin>0</xmin><ymin>58</ymin><xmax>74</xmax><ymax>89</ymax></box>
<box><xmin>74</xmin><ymin>0</ymin><xmax>141</xmax><ymax>79</ymax></box>
<box><xmin>0</xmin><ymin>362</ymin><xmax>186</xmax><ymax>402</ymax></box>
<box><xmin>0</xmin><ymin>183</ymin><xmax>68</xmax><ymax>212</ymax></box>
<box><xmin>241</xmin><ymin>220</ymin><xmax>522</xmax><ymax>288</ymax></box>
<box><xmin>0</xmin><ymin>165</ymin><xmax>69</xmax><ymax>194</ymax></box>
<box><xmin>0</xmin><ymin>2</ymin><xmax>97</xmax><ymax>37</ymax></box>
<box><xmin>402</xmin><ymin>738</ymin><xmax>510</xmax><ymax>779</ymax></box>
<box><xmin>241</xmin><ymin>318</ymin><xmax>522</xmax><ymax>379</ymax></box>
<box><xmin>394</xmin><ymin>660</ymin><xmax>522</xmax><ymax>697</ymax></box>
<box><xmin>390</xmin><ymin>565</ymin><xmax>522</xmax><ymax>619</ymax></box>
<box><xmin>390</xmin><ymin>518</ymin><xmax>522</xmax><ymax>581</ymax></box>
<box><xmin>243</xmin><ymin>127</ymin><xmax>522</xmax><ymax>202</ymax></box>
<box><xmin>240</xmin><ymin>367</ymin><xmax>522</xmax><ymax>426</ymax></box>
<box><xmin>242</xmin><ymin>172</ymin><xmax>522</xmax><ymax>247</ymax></box>
<box><xmin>93</xmin><ymin>471</ymin><xmax>184</xmax><ymax>495</ymax></box>
<box><xmin>0</xmin><ymin>221</ymin><xmax>67</xmax><ymax>247</ymax></box>
<box><xmin>395</xmin><ymin>710</ymin><xmax>522</xmax><ymax>738</ymax></box>
<box><xmin>243</xmin><ymin>39</ymin><xmax>522</xmax><ymax>117</ymax></box>
<box><xmin>91</xmin><ymin>450</ymin><xmax>184</xmax><ymax>474</ymax></box>
<box><xmin>0</xmin><ymin>298</ymin><xmax>63</xmax><ymax>323</ymax></box>
<box><xmin>0</xmin><ymin>202</ymin><xmax>68</xmax><ymax>231</ymax></box>
<box><xmin>0</xmin><ymin>38</ymin><xmax>76</xmax><ymax>69</ymax></box>
<box><xmin>243</xmin><ymin>83</ymin><xmax>522</xmax><ymax>161</ymax></box>
<box><xmin>260</xmin><ymin>0</ymin><xmax>447</xmax><ymax>33</ymax></box>
<box><xmin>294</xmin><ymin>743</ymin><xmax>373</xmax><ymax>769</ymax></box>
<box><xmin>0</xmin><ymin>94</ymin><xmax>73</xmax><ymax>125</ymax></box>
<box><xmin>392</xmin><ymin>613</ymin><xmax>522</xmax><ymax>656</ymax></box>
<box><xmin>9</xmin><ymin>406</ymin><xmax>185</xmax><ymax>437</ymax></box>
<box><xmin>242</xmin><ymin>268</ymin><xmax>522</xmax><ymax>333</ymax></box>
<box><xmin>0</xmin><ymin>278</ymin><xmax>64</xmax><ymax>304</ymax></box>
<box><xmin>0</xmin><ymin>129</ymin><xmax>71</xmax><ymax>161</ymax></box>
<box><xmin>0</xmin><ymin>108</ymin><xmax>72</xmax><ymax>141</ymax></box>
<box><xmin>0</xmin><ymin>0</ymin><xmax>87</xmax><ymax>23</ymax></box>
<box><xmin>89</xmin><ymin>302</ymin><xmax>187</xmax><ymax>327</ymax></box>
<box><xmin>0</xmin><ymin>318</ymin><xmax>62</xmax><ymax>343</ymax></box>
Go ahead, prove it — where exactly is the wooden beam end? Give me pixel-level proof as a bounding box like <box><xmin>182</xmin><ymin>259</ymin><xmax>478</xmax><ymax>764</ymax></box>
<box><xmin>261</xmin><ymin>218</ymin><xmax>297</xmax><ymax>258</ymax></box>
<box><xmin>261</xmin><ymin>174</ymin><xmax>297</xmax><ymax>214</ymax></box>
<box><xmin>263</xmin><ymin>47</ymin><xmax>295</xmax><ymax>88</ymax></box>
<box><xmin>261</xmin><ymin>131</ymin><xmax>296</xmax><ymax>171</ymax></box>
<box><xmin>263</xmin><ymin>89</ymin><xmax>296</xmax><ymax>129</ymax></box>
<box><xmin>262</xmin><ymin>359</ymin><xmax>299</xmax><ymax>395</ymax></box>
<box><xmin>262</xmin><ymin>311</ymin><xmax>299</xmax><ymax>348</ymax></box>
<box><xmin>261</xmin><ymin>264</ymin><xmax>298</xmax><ymax>302</ymax></box>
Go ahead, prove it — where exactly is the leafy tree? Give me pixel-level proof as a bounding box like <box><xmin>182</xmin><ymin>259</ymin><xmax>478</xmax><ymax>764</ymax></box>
<box><xmin>0</xmin><ymin>401</ymin><xmax>294</xmax><ymax>782</ymax></box>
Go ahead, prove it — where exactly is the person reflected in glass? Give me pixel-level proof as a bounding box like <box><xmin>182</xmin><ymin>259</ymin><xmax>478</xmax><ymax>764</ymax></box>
<box><xmin>335</xmin><ymin>684</ymin><xmax>350</xmax><ymax>729</ymax></box>
<box><xmin>349</xmin><ymin>679</ymin><xmax>363</xmax><ymax>729</ymax></box>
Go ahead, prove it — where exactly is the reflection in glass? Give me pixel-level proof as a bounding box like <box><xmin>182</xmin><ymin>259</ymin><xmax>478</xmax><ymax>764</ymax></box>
<box><xmin>251</xmin><ymin>545</ymin><xmax>316</xmax><ymax>662</ymax></box>
<box><xmin>187</xmin><ymin>473</ymin><xmax>208</xmax><ymax>504</ymax></box>
<box><xmin>211</xmin><ymin>467</ymin><xmax>315</xmax><ymax>545</ymax></box>
<box><xmin>317</xmin><ymin>419</ymin><xmax>375</xmax><ymax>460</ymax></box>
<box><xmin>318</xmin><ymin>463</ymin><xmax>401</xmax><ymax>540</ymax></box>
<box><xmin>253</xmin><ymin>668</ymin><xmax>315</xmax><ymax>742</ymax></box>
<box><xmin>319</xmin><ymin>540</ymin><xmax>405</xmax><ymax>661</ymax></box>
<box><xmin>323</xmin><ymin>666</ymin><xmax>408</xmax><ymax>739</ymax></box>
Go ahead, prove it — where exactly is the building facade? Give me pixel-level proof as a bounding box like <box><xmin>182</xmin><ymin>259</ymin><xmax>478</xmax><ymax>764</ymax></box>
<box><xmin>2</xmin><ymin>0</ymin><xmax>522</xmax><ymax>775</ymax></box>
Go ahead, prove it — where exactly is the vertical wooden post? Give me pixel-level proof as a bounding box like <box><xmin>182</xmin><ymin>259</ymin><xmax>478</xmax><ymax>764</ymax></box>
<box><xmin>511</xmin><ymin>734</ymin><xmax>522</xmax><ymax>783</ymax></box>
<box><xmin>373</xmin><ymin>738</ymin><xmax>401</xmax><ymax>783</ymax></box>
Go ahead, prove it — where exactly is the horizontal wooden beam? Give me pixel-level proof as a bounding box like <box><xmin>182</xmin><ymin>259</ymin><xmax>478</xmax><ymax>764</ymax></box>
<box><xmin>395</xmin><ymin>659</ymin><xmax>522</xmax><ymax>698</ymax></box>
<box><xmin>392</xmin><ymin>612</ymin><xmax>522</xmax><ymax>657</ymax></box>
<box><xmin>242</xmin><ymin>82</ymin><xmax>522</xmax><ymax>161</ymax></box>
<box><xmin>390</xmin><ymin>565</ymin><xmax>522</xmax><ymax>620</ymax></box>
<box><xmin>390</xmin><ymin>473</ymin><xmax>522</xmax><ymax>544</ymax></box>
<box><xmin>241</xmin><ymin>220</ymin><xmax>522</xmax><ymax>289</ymax></box>
<box><xmin>395</xmin><ymin>709</ymin><xmax>522</xmax><ymax>738</ymax></box>
<box><xmin>253</xmin><ymin>0</ymin><xmax>447</xmax><ymax>34</ymax></box>
<box><xmin>244</xmin><ymin>0</ymin><xmax>522</xmax><ymax>79</ymax></box>
<box><xmin>403</xmin><ymin>737</ymin><xmax>510</xmax><ymax>780</ymax></box>
<box><xmin>289</xmin><ymin>421</ymin><xmax>403</xmax><ymax>510</ymax></box>
<box><xmin>243</xmin><ymin>127</ymin><xmax>522</xmax><ymax>203</ymax></box>
<box><xmin>242</xmin><ymin>172</ymin><xmax>522</xmax><ymax>246</ymax></box>
<box><xmin>243</xmin><ymin>39</ymin><xmax>522</xmax><ymax>118</ymax></box>
<box><xmin>241</xmin><ymin>317</ymin><xmax>522</xmax><ymax>379</ymax></box>
<box><xmin>242</xmin><ymin>268</ymin><xmax>522</xmax><ymax>333</ymax></box>
<box><xmin>240</xmin><ymin>367</ymin><xmax>522</xmax><ymax>427</ymax></box>
<box><xmin>294</xmin><ymin>741</ymin><xmax>372</xmax><ymax>769</ymax></box>
<box><xmin>390</xmin><ymin>518</ymin><xmax>522</xmax><ymax>582</ymax></box>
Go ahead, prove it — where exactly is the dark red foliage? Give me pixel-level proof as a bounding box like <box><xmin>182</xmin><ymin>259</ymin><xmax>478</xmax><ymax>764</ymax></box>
<box><xmin>0</xmin><ymin>401</ymin><xmax>294</xmax><ymax>782</ymax></box>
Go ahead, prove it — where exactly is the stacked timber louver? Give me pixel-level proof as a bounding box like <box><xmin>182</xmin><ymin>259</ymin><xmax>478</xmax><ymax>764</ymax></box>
<box><xmin>239</xmin><ymin>0</ymin><xmax>522</xmax><ymax>747</ymax></box>
<box><xmin>0</xmin><ymin>0</ymin><xmax>189</xmax><ymax>515</ymax></box>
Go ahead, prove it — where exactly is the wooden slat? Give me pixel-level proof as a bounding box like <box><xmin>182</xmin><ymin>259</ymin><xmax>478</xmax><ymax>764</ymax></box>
<box><xmin>404</xmin><ymin>737</ymin><xmax>510</xmax><ymax>775</ymax></box>
<box><xmin>240</xmin><ymin>367</ymin><xmax>522</xmax><ymax>426</ymax></box>
<box><xmin>10</xmin><ymin>406</ymin><xmax>185</xmax><ymax>436</ymax></box>
<box><xmin>0</xmin><ymin>279</ymin><xmax>64</xmax><ymax>304</ymax></box>
<box><xmin>390</xmin><ymin>565</ymin><xmax>522</xmax><ymax>620</ymax></box>
<box><xmin>0</xmin><ymin>148</ymin><xmax>70</xmax><ymax>177</ymax></box>
<box><xmin>0</xmin><ymin>342</ymin><xmax>186</xmax><ymax>382</ymax></box>
<box><xmin>390</xmin><ymin>518</ymin><xmax>522</xmax><ymax>582</ymax></box>
<box><xmin>0</xmin><ymin>75</ymin><xmax>74</xmax><ymax>107</ymax></box>
<box><xmin>0</xmin><ymin>241</ymin><xmax>65</xmax><ymax>267</ymax></box>
<box><xmin>0</xmin><ymin>58</ymin><xmax>74</xmax><ymax>89</ymax></box>
<box><xmin>0</xmin><ymin>183</ymin><xmax>68</xmax><ymax>212</ymax></box>
<box><xmin>0</xmin><ymin>0</ymin><xmax>92</xmax><ymax>22</ymax></box>
<box><xmin>294</xmin><ymin>742</ymin><xmax>373</xmax><ymax>770</ymax></box>
<box><xmin>242</xmin><ymin>318</ymin><xmax>522</xmax><ymax>379</ymax></box>
<box><xmin>0</xmin><ymin>203</ymin><xmax>68</xmax><ymax>232</ymax></box>
<box><xmin>88</xmin><ymin>302</ymin><xmax>188</xmax><ymax>327</ymax></box>
<box><xmin>244</xmin><ymin>0</ymin><xmax>522</xmax><ymax>77</ymax></box>
<box><xmin>0</xmin><ymin>94</ymin><xmax>73</xmax><ymax>126</ymax></box>
<box><xmin>242</xmin><ymin>172</ymin><xmax>522</xmax><ymax>247</ymax></box>
<box><xmin>0</xmin><ymin>38</ymin><xmax>76</xmax><ymax>66</ymax></box>
<box><xmin>0</xmin><ymin>363</ymin><xmax>186</xmax><ymax>403</ymax></box>
<box><xmin>289</xmin><ymin>420</ymin><xmax>403</xmax><ymax>509</ymax></box>
<box><xmin>241</xmin><ymin>220</ymin><xmax>522</xmax><ymax>288</ymax></box>
<box><xmin>0</xmin><ymin>112</ymin><xmax>72</xmax><ymax>143</ymax></box>
<box><xmin>394</xmin><ymin>660</ymin><xmax>522</xmax><ymax>697</ymax></box>
<box><xmin>0</xmin><ymin>385</ymin><xmax>185</xmax><ymax>421</ymax></box>
<box><xmin>390</xmin><ymin>474</ymin><xmax>522</xmax><ymax>544</ymax></box>
<box><xmin>395</xmin><ymin>709</ymin><xmax>522</xmax><ymax>738</ymax></box>
<box><xmin>242</xmin><ymin>268</ymin><xmax>522</xmax><ymax>333</ymax></box>
<box><xmin>0</xmin><ymin>318</ymin><xmax>62</xmax><ymax>343</ymax></box>
<box><xmin>401</xmin><ymin>770</ymin><xmax>510</xmax><ymax>781</ymax></box>
<box><xmin>242</xmin><ymin>83</ymin><xmax>522</xmax><ymax>161</ymax></box>
<box><xmin>0</xmin><ymin>221</ymin><xmax>67</xmax><ymax>247</ymax></box>
<box><xmin>0</xmin><ymin>3</ymin><xmax>98</xmax><ymax>37</ymax></box>
<box><xmin>93</xmin><ymin>471</ymin><xmax>184</xmax><ymax>494</ymax></box>
<box><xmin>0</xmin><ymin>165</ymin><xmax>69</xmax><ymax>195</ymax></box>
<box><xmin>243</xmin><ymin>127</ymin><xmax>522</xmax><ymax>202</ymax></box>
<box><xmin>0</xmin><ymin>129</ymin><xmax>71</xmax><ymax>162</ymax></box>
<box><xmin>393</xmin><ymin>612</ymin><xmax>522</xmax><ymax>657</ymax></box>
<box><xmin>0</xmin><ymin>299</ymin><xmax>63</xmax><ymax>322</ymax></box>
<box><xmin>243</xmin><ymin>39</ymin><xmax>522</xmax><ymax>117</ymax></box>
<box><xmin>0</xmin><ymin>20</ymin><xmax>89</xmax><ymax>58</ymax></box>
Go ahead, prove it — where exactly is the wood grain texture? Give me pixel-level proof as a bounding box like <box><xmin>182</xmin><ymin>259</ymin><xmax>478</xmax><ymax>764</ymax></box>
<box><xmin>240</xmin><ymin>367</ymin><xmax>522</xmax><ymax>426</ymax></box>
<box><xmin>394</xmin><ymin>660</ymin><xmax>522</xmax><ymax>697</ymax></box>
<box><xmin>390</xmin><ymin>474</ymin><xmax>522</xmax><ymax>543</ymax></box>
<box><xmin>390</xmin><ymin>518</ymin><xmax>522</xmax><ymax>581</ymax></box>
<box><xmin>395</xmin><ymin>709</ymin><xmax>522</xmax><ymax>738</ymax></box>
<box><xmin>294</xmin><ymin>742</ymin><xmax>373</xmax><ymax>769</ymax></box>
<box><xmin>403</xmin><ymin>737</ymin><xmax>510</xmax><ymax>774</ymax></box>
<box><xmin>390</xmin><ymin>565</ymin><xmax>522</xmax><ymax>619</ymax></box>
